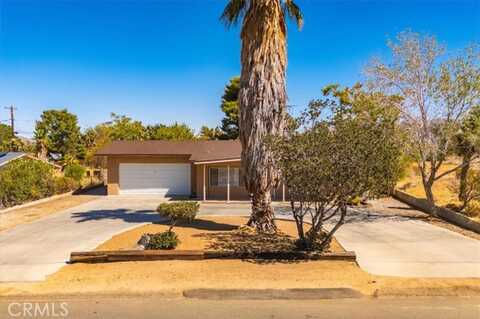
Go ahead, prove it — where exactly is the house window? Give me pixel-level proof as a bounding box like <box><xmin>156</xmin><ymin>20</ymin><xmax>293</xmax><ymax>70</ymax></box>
<box><xmin>209</xmin><ymin>167</ymin><xmax>242</xmax><ymax>187</ymax></box>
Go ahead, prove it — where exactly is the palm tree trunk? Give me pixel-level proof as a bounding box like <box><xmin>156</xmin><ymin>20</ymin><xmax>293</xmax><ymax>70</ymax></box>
<box><xmin>239</xmin><ymin>0</ymin><xmax>287</xmax><ymax>232</ymax></box>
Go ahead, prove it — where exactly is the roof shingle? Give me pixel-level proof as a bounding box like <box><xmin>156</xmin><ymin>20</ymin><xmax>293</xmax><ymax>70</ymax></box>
<box><xmin>96</xmin><ymin>140</ymin><xmax>241</xmax><ymax>162</ymax></box>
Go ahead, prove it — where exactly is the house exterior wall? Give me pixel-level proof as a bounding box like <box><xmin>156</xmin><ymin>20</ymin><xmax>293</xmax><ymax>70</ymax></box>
<box><xmin>106</xmin><ymin>156</ymin><xmax>287</xmax><ymax>201</ymax></box>
<box><xmin>194</xmin><ymin>161</ymin><xmax>250</xmax><ymax>201</ymax></box>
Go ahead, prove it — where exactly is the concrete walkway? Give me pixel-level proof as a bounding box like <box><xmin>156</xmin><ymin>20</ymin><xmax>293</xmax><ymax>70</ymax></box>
<box><xmin>0</xmin><ymin>197</ymin><xmax>478</xmax><ymax>281</ymax></box>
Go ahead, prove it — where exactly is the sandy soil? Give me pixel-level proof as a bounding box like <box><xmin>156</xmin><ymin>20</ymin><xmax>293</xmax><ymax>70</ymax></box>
<box><xmin>0</xmin><ymin>194</ymin><xmax>98</xmax><ymax>232</ymax></box>
<box><xmin>1</xmin><ymin>259</ymin><xmax>478</xmax><ymax>297</ymax></box>
<box><xmin>95</xmin><ymin>216</ymin><xmax>345</xmax><ymax>253</ymax></box>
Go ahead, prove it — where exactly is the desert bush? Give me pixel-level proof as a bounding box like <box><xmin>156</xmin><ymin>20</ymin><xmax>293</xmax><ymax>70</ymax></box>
<box><xmin>157</xmin><ymin>201</ymin><xmax>199</xmax><ymax>231</ymax></box>
<box><xmin>0</xmin><ymin>158</ymin><xmax>55</xmax><ymax>207</ymax></box>
<box><xmin>458</xmin><ymin>171</ymin><xmax>480</xmax><ymax>212</ymax></box>
<box><xmin>64</xmin><ymin>163</ymin><xmax>86</xmax><ymax>182</ymax></box>
<box><xmin>146</xmin><ymin>231</ymin><xmax>180</xmax><ymax>250</ymax></box>
<box><xmin>52</xmin><ymin>176</ymin><xmax>79</xmax><ymax>194</ymax></box>
<box><xmin>269</xmin><ymin>85</ymin><xmax>403</xmax><ymax>251</ymax></box>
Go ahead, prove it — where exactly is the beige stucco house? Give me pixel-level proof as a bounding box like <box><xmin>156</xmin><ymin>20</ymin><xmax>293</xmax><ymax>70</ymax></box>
<box><xmin>96</xmin><ymin>140</ymin><xmax>286</xmax><ymax>201</ymax></box>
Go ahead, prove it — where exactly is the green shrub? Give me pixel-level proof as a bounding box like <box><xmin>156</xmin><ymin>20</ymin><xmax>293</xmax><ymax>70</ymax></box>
<box><xmin>157</xmin><ymin>201</ymin><xmax>199</xmax><ymax>227</ymax></box>
<box><xmin>53</xmin><ymin>176</ymin><xmax>79</xmax><ymax>194</ymax></box>
<box><xmin>0</xmin><ymin>158</ymin><xmax>55</xmax><ymax>207</ymax></box>
<box><xmin>64</xmin><ymin>163</ymin><xmax>85</xmax><ymax>182</ymax></box>
<box><xmin>146</xmin><ymin>231</ymin><xmax>180</xmax><ymax>250</ymax></box>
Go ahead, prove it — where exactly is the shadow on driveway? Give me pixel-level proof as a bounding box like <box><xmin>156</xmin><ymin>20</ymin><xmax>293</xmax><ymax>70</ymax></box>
<box><xmin>343</xmin><ymin>208</ymin><xmax>430</xmax><ymax>224</ymax></box>
<box><xmin>71</xmin><ymin>209</ymin><xmax>160</xmax><ymax>223</ymax></box>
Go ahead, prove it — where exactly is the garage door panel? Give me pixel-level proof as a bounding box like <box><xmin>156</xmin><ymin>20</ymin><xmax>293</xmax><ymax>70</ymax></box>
<box><xmin>119</xmin><ymin>163</ymin><xmax>191</xmax><ymax>196</ymax></box>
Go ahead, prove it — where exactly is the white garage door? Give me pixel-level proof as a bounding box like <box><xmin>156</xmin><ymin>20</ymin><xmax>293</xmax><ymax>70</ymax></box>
<box><xmin>119</xmin><ymin>163</ymin><xmax>191</xmax><ymax>196</ymax></box>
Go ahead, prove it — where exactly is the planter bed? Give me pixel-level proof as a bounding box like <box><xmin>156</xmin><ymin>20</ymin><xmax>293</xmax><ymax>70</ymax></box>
<box><xmin>71</xmin><ymin>216</ymin><xmax>354</xmax><ymax>263</ymax></box>
<box><xmin>70</xmin><ymin>249</ymin><xmax>356</xmax><ymax>263</ymax></box>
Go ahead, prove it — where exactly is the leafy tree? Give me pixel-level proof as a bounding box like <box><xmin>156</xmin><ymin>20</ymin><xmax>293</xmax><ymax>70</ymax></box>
<box><xmin>82</xmin><ymin>124</ymin><xmax>112</xmax><ymax>167</ymax></box>
<box><xmin>455</xmin><ymin>105</ymin><xmax>480</xmax><ymax>202</ymax></box>
<box><xmin>146</xmin><ymin>122</ymin><xmax>194</xmax><ymax>140</ymax></box>
<box><xmin>34</xmin><ymin>109</ymin><xmax>81</xmax><ymax>162</ymax></box>
<box><xmin>0</xmin><ymin>123</ymin><xmax>13</xmax><ymax>144</ymax></box>
<box><xmin>269</xmin><ymin>86</ymin><xmax>403</xmax><ymax>250</ymax></box>
<box><xmin>221</xmin><ymin>0</ymin><xmax>303</xmax><ymax>232</ymax></box>
<box><xmin>454</xmin><ymin>171</ymin><xmax>480</xmax><ymax>212</ymax></box>
<box><xmin>0</xmin><ymin>124</ymin><xmax>14</xmax><ymax>152</ymax></box>
<box><xmin>198</xmin><ymin>126</ymin><xmax>223</xmax><ymax>140</ymax></box>
<box><xmin>108</xmin><ymin>113</ymin><xmax>146</xmax><ymax>141</ymax></box>
<box><xmin>366</xmin><ymin>32</ymin><xmax>480</xmax><ymax>204</ymax></box>
<box><xmin>64</xmin><ymin>163</ymin><xmax>86</xmax><ymax>182</ymax></box>
<box><xmin>219</xmin><ymin>76</ymin><xmax>240</xmax><ymax>139</ymax></box>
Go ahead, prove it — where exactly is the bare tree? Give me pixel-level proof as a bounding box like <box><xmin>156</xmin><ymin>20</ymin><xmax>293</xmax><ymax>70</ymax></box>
<box><xmin>366</xmin><ymin>31</ymin><xmax>480</xmax><ymax>204</ymax></box>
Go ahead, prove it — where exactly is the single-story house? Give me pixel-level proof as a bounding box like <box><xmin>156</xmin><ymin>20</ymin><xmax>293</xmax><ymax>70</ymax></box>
<box><xmin>96</xmin><ymin>140</ymin><xmax>287</xmax><ymax>201</ymax></box>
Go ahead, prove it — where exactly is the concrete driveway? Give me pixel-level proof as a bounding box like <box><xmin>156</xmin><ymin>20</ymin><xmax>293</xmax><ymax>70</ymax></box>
<box><xmin>0</xmin><ymin>197</ymin><xmax>478</xmax><ymax>282</ymax></box>
<box><xmin>0</xmin><ymin>196</ymin><xmax>164</xmax><ymax>282</ymax></box>
<box><xmin>200</xmin><ymin>201</ymin><xmax>480</xmax><ymax>278</ymax></box>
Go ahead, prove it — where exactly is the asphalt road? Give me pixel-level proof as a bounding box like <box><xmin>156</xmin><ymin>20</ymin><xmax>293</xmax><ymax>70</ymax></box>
<box><xmin>0</xmin><ymin>296</ymin><xmax>479</xmax><ymax>319</ymax></box>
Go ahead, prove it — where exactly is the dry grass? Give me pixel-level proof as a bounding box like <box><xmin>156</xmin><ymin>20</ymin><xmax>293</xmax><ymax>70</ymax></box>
<box><xmin>397</xmin><ymin>157</ymin><xmax>480</xmax><ymax>221</ymax></box>
<box><xmin>0</xmin><ymin>194</ymin><xmax>98</xmax><ymax>233</ymax></box>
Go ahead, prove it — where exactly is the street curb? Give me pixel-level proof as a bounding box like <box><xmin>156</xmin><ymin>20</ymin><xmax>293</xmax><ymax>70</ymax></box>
<box><xmin>373</xmin><ymin>286</ymin><xmax>480</xmax><ymax>297</ymax></box>
<box><xmin>183</xmin><ymin>288</ymin><xmax>364</xmax><ymax>300</ymax></box>
<box><xmin>0</xmin><ymin>291</ymin><xmax>183</xmax><ymax>301</ymax></box>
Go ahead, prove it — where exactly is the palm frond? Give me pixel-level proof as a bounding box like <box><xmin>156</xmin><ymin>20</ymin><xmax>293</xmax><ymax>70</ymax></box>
<box><xmin>220</xmin><ymin>0</ymin><xmax>248</xmax><ymax>27</ymax></box>
<box><xmin>283</xmin><ymin>0</ymin><xmax>303</xmax><ymax>29</ymax></box>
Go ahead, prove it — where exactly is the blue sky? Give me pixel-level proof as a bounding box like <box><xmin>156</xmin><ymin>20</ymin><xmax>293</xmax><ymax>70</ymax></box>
<box><xmin>0</xmin><ymin>0</ymin><xmax>479</xmax><ymax>137</ymax></box>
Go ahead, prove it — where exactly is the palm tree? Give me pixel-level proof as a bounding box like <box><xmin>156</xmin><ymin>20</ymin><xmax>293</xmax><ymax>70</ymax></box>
<box><xmin>221</xmin><ymin>0</ymin><xmax>303</xmax><ymax>232</ymax></box>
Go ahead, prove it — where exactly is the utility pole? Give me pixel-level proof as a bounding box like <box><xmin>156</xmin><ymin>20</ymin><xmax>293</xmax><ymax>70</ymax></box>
<box><xmin>4</xmin><ymin>105</ymin><xmax>17</xmax><ymax>137</ymax></box>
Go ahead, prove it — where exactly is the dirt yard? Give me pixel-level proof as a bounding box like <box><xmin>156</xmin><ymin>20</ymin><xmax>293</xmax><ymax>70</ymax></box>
<box><xmin>0</xmin><ymin>194</ymin><xmax>99</xmax><ymax>232</ymax></box>
<box><xmin>95</xmin><ymin>216</ymin><xmax>345</xmax><ymax>253</ymax></box>
<box><xmin>0</xmin><ymin>215</ymin><xmax>479</xmax><ymax>298</ymax></box>
<box><xmin>1</xmin><ymin>258</ymin><xmax>478</xmax><ymax>297</ymax></box>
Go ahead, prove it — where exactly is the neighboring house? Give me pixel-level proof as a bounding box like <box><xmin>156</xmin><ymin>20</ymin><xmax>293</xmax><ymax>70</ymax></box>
<box><xmin>0</xmin><ymin>152</ymin><xmax>61</xmax><ymax>169</ymax></box>
<box><xmin>96</xmin><ymin>140</ymin><xmax>287</xmax><ymax>201</ymax></box>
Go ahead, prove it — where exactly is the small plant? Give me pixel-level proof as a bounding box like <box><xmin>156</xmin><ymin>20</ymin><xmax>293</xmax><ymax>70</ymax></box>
<box><xmin>157</xmin><ymin>201</ymin><xmax>199</xmax><ymax>231</ymax></box>
<box><xmin>53</xmin><ymin>176</ymin><xmax>79</xmax><ymax>194</ymax></box>
<box><xmin>146</xmin><ymin>231</ymin><xmax>180</xmax><ymax>250</ymax></box>
<box><xmin>64</xmin><ymin>163</ymin><xmax>86</xmax><ymax>182</ymax></box>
